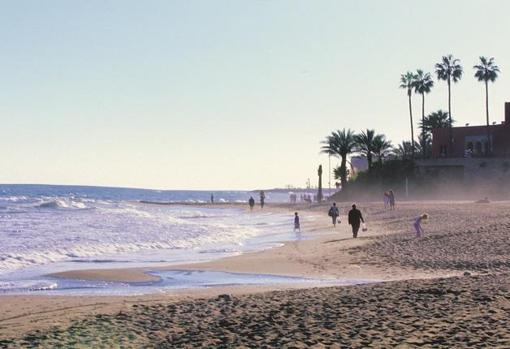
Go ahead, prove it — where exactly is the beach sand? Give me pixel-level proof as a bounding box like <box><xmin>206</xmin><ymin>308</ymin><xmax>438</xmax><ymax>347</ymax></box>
<box><xmin>1</xmin><ymin>201</ymin><xmax>510</xmax><ymax>347</ymax></box>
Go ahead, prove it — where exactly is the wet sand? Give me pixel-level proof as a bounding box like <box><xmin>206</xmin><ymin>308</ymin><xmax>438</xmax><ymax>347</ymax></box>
<box><xmin>2</xmin><ymin>201</ymin><xmax>510</xmax><ymax>347</ymax></box>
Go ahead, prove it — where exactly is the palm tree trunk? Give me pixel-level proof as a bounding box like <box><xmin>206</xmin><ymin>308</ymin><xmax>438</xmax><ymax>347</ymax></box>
<box><xmin>421</xmin><ymin>93</ymin><xmax>426</xmax><ymax>159</ymax></box>
<box><xmin>328</xmin><ymin>154</ymin><xmax>331</xmax><ymax>194</ymax></box>
<box><xmin>340</xmin><ymin>155</ymin><xmax>347</xmax><ymax>189</ymax></box>
<box><xmin>408</xmin><ymin>92</ymin><xmax>415</xmax><ymax>159</ymax></box>
<box><xmin>485</xmin><ymin>80</ymin><xmax>490</xmax><ymax>156</ymax></box>
<box><xmin>448</xmin><ymin>78</ymin><xmax>453</xmax><ymax>157</ymax></box>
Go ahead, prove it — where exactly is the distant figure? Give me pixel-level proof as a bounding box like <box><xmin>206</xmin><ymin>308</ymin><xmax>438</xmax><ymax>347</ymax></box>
<box><xmin>328</xmin><ymin>203</ymin><xmax>340</xmax><ymax>227</ymax></box>
<box><xmin>260</xmin><ymin>191</ymin><xmax>266</xmax><ymax>209</ymax></box>
<box><xmin>388</xmin><ymin>190</ymin><xmax>395</xmax><ymax>210</ymax></box>
<box><xmin>294</xmin><ymin>212</ymin><xmax>300</xmax><ymax>232</ymax></box>
<box><xmin>414</xmin><ymin>213</ymin><xmax>429</xmax><ymax>237</ymax></box>
<box><xmin>210</xmin><ymin>194</ymin><xmax>214</xmax><ymax>204</ymax></box>
<box><xmin>248</xmin><ymin>196</ymin><xmax>255</xmax><ymax>211</ymax></box>
<box><xmin>383</xmin><ymin>192</ymin><xmax>390</xmax><ymax>209</ymax></box>
<box><xmin>348</xmin><ymin>204</ymin><xmax>365</xmax><ymax>238</ymax></box>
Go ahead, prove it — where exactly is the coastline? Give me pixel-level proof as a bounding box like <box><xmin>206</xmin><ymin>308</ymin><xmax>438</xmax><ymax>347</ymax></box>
<box><xmin>2</xmin><ymin>201</ymin><xmax>510</xmax><ymax>346</ymax></box>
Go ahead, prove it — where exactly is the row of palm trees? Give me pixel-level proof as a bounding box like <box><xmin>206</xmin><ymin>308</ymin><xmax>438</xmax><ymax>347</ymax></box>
<box><xmin>400</xmin><ymin>55</ymin><xmax>500</xmax><ymax>158</ymax></box>
<box><xmin>320</xmin><ymin>129</ymin><xmax>392</xmax><ymax>188</ymax></box>
<box><xmin>320</xmin><ymin>110</ymin><xmax>455</xmax><ymax>188</ymax></box>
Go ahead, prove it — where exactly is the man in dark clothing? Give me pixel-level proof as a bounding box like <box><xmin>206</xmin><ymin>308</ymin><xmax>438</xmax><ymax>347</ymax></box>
<box><xmin>348</xmin><ymin>204</ymin><xmax>364</xmax><ymax>238</ymax></box>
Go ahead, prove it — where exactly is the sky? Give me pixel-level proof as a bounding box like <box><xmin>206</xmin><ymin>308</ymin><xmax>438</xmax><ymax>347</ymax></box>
<box><xmin>1</xmin><ymin>0</ymin><xmax>509</xmax><ymax>190</ymax></box>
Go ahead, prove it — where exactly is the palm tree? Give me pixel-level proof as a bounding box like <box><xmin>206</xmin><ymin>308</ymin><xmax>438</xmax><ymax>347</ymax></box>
<box><xmin>474</xmin><ymin>56</ymin><xmax>500</xmax><ymax>156</ymax></box>
<box><xmin>417</xmin><ymin>133</ymin><xmax>432</xmax><ymax>158</ymax></box>
<box><xmin>435</xmin><ymin>55</ymin><xmax>463</xmax><ymax>155</ymax></box>
<box><xmin>394</xmin><ymin>141</ymin><xmax>421</xmax><ymax>160</ymax></box>
<box><xmin>354</xmin><ymin>129</ymin><xmax>377</xmax><ymax>171</ymax></box>
<box><xmin>413</xmin><ymin>70</ymin><xmax>434</xmax><ymax>159</ymax></box>
<box><xmin>321</xmin><ymin>135</ymin><xmax>336</xmax><ymax>194</ymax></box>
<box><xmin>399</xmin><ymin>71</ymin><xmax>417</xmax><ymax>159</ymax></box>
<box><xmin>320</xmin><ymin>129</ymin><xmax>356</xmax><ymax>189</ymax></box>
<box><xmin>372</xmin><ymin>135</ymin><xmax>393</xmax><ymax>165</ymax></box>
<box><xmin>419</xmin><ymin>110</ymin><xmax>454</xmax><ymax>133</ymax></box>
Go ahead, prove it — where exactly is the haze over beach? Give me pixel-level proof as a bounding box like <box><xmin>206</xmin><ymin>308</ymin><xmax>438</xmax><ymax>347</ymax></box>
<box><xmin>1</xmin><ymin>1</ymin><xmax>510</xmax><ymax>348</ymax></box>
<box><xmin>1</xmin><ymin>0</ymin><xmax>510</xmax><ymax>190</ymax></box>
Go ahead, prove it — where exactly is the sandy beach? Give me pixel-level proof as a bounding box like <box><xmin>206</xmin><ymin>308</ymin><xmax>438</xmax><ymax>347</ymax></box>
<box><xmin>2</xmin><ymin>201</ymin><xmax>510</xmax><ymax>348</ymax></box>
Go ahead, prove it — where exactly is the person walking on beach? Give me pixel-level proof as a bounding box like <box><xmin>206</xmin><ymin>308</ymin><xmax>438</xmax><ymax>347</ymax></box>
<box><xmin>260</xmin><ymin>190</ymin><xmax>266</xmax><ymax>209</ymax></box>
<box><xmin>328</xmin><ymin>202</ymin><xmax>340</xmax><ymax>227</ymax></box>
<box><xmin>294</xmin><ymin>212</ymin><xmax>300</xmax><ymax>232</ymax></box>
<box><xmin>414</xmin><ymin>213</ymin><xmax>428</xmax><ymax>237</ymax></box>
<box><xmin>248</xmin><ymin>196</ymin><xmax>255</xmax><ymax>211</ymax></box>
<box><xmin>348</xmin><ymin>204</ymin><xmax>365</xmax><ymax>238</ymax></box>
<box><xmin>388</xmin><ymin>190</ymin><xmax>395</xmax><ymax>210</ymax></box>
<box><xmin>383</xmin><ymin>192</ymin><xmax>390</xmax><ymax>209</ymax></box>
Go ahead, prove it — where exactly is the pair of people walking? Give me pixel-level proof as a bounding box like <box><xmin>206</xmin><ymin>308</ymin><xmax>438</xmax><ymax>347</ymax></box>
<box><xmin>248</xmin><ymin>192</ymin><xmax>265</xmax><ymax>210</ymax></box>
<box><xmin>328</xmin><ymin>202</ymin><xmax>365</xmax><ymax>238</ymax></box>
<box><xmin>383</xmin><ymin>190</ymin><xmax>395</xmax><ymax>210</ymax></box>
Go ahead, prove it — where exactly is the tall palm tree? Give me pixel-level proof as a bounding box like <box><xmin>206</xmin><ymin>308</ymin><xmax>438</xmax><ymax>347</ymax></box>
<box><xmin>321</xmin><ymin>136</ymin><xmax>336</xmax><ymax>194</ymax></box>
<box><xmin>320</xmin><ymin>129</ymin><xmax>356</xmax><ymax>189</ymax></box>
<box><xmin>419</xmin><ymin>110</ymin><xmax>454</xmax><ymax>133</ymax></box>
<box><xmin>354</xmin><ymin>129</ymin><xmax>377</xmax><ymax>171</ymax></box>
<box><xmin>435</xmin><ymin>55</ymin><xmax>463</xmax><ymax>155</ymax></box>
<box><xmin>372</xmin><ymin>135</ymin><xmax>393</xmax><ymax>165</ymax></box>
<box><xmin>413</xmin><ymin>70</ymin><xmax>434</xmax><ymax>159</ymax></box>
<box><xmin>399</xmin><ymin>71</ymin><xmax>417</xmax><ymax>159</ymax></box>
<box><xmin>474</xmin><ymin>56</ymin><xmax>500</xmax><ymax>156</ymax></box>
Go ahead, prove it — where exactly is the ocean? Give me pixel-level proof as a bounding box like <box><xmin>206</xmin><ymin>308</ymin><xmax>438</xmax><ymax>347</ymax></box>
<box><xmin>0</xmin><ymin>184</ymin><xmax>305</xmax><ymax>291</ymax></box>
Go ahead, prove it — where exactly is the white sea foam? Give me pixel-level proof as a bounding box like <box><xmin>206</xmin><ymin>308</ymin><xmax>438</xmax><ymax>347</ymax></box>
<box><xmin>0</xmin><ymin>192</ymin><xmax>290</xmax><ymax>278</ymax></box>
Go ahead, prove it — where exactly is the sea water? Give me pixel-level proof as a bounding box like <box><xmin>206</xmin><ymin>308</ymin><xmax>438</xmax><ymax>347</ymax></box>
<box><xmin>0</xmin><ymin>184</ymin><xmax>307</xmax><ymax>292</ymax></box>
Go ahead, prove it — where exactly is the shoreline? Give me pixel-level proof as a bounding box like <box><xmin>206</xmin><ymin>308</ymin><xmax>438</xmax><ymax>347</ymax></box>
<box><xmin>46</xmin><ymin>201</ymin><xmax>462</xmax><ymax>285</ymax></box>
<box><xmin>2</xmin><ymin>201</ymin><xmax>510</xmax><ymax>344</ymax></box>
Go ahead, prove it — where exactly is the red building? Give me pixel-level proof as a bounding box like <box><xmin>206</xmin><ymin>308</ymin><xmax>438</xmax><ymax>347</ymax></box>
<box><xmin>431</xmin><ymin>102</ymin><xmax>510</xmax><ymax>158</ymax></box>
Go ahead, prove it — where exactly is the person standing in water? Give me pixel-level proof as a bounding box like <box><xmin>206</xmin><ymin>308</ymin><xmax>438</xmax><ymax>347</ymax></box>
<box><xmin>328</xmin><ymin>202</ymin><xmax>340</xmax><ymax>227</ymax></box>
<box><xmin>260</xmin><ymin>190</ymin><xmax>266</xmax><ymax>209</ymax></box>
<box><xmin>348</xmin><ymin>204</ymin><xmax>365</xmax><ymax>238</ymax></box>
<box><xmin>414</xmin><ymin>213</ymin><xmax>428</xmax><ymax>237</ymax></box>
<box><xmin>248</xmin><ymin>196</ymin><xmax>255</xmax><ymax>211</ymax></box>
<box><xmin>388</xmin><ymin>190</ymin><xmax>395</xmax><ymax>210</ymax></box>
<box><xmin>210</xmin><ymin>194</ymin><xmax>214</xmax><ymax>204</ymax></box>
<box><xmin>294</xmin><ymin>212</ymin><xmax>300</xmax><ymax>232</ymax></box>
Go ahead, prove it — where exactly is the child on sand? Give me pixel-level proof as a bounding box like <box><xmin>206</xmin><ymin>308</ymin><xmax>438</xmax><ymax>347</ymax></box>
<box><xmin>294</xmin><ymin>212</ymin><xmax>300</xmax><ymax>232</ymax></box>
<box><xmin>414</xmin><ymin>213</ymin><xmax>428</xmax><ymax>237</ymax></box>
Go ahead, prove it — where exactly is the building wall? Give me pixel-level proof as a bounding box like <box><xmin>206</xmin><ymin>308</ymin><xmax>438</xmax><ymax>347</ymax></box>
<box><xmin>431</xmin><ymin>102</ymin><xmax>510</xmax><ymax>158</ymax></box>
<box><xmin>416</xmin><ymin>158</ymin><xmax>510</xmax><ymax>198</ymax></box>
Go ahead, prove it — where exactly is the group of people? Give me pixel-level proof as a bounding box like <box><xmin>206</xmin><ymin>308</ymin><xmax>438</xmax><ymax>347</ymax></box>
<box><xmin>383</xmin><ymin>190</ymin><xmax>395</xmax><ymax>210</ymax></box>
<box><xmin>248</xmin><ymin>191</ymin><xmax>266</xmax><ymax>210</ymax></box>
<box><xmin>252</xmin><ymin>189</ymin><xmax>426</xmax><ymax>239</ymax></box>
<box><xmin>294</xmin><ymin>202</ymin><xmax>366</xmax><ymax>238</ymax></box>
<box><xmin>327</xmin><ymin>202</ymin><xmax>365</xmax><ymax>238</ymax></box>
<box><xmin>296</xmin><ymin>199</ymin><xmax>428</xmax><ymax>239</ymax></box>
<box><xmin>289</xmin><ymin>193</ymin><xmax>314</xmax><ymax>203</ymax></box>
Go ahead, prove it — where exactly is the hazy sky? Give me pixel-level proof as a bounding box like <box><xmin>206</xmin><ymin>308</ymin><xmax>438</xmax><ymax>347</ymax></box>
<box><xmin>1</xmin><ymin>0</ymin><xmax>509</xmax><ymax>190</ymax></box>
